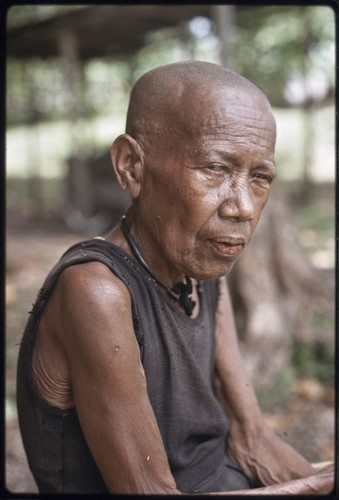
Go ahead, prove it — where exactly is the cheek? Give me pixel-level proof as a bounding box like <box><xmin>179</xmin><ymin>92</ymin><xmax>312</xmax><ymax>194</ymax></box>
<box><xmin>160</xmin><ymin>191</ymin><xmax>213</xmax><ymax>258</ymax></box>
<box><xmin>176</xmin><ymin>185</ymin><xmax>219</xmax><ymax>241</ymax></box>
<box><xmin>162</xmin><ymin>172</ymin><xmax>214</xmax><ymax>224</ymax></box>
<box><xmin>249</xmin><ymin>190</ymin><xmax>271</xmax><ymax>231</ymax></box>
<box><xmin>254</xmin><ymin>188</ymin><xmax>271</xmax><ymax>214</ymax></box>
<box><xmin>141</xmin><ymin>166</ymin><xmax>219</xmax><ymax>250</ymax></box>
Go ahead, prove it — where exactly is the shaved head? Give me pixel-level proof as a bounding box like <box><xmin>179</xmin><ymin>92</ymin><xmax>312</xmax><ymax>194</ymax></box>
<box><xmin>125</xmin><ymin>61</ymin><xmax>276</xmax><ymax>153</ymax></box>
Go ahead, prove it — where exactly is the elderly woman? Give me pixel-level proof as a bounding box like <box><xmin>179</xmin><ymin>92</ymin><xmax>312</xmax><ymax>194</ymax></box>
<box><xmin>17</xmin><ymin>61</ymin><xmax>334</xmax><ymax>494</ymax></box>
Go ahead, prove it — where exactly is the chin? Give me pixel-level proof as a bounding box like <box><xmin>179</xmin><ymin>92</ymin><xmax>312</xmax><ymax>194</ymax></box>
<box><xmin>188</xmin><ymin>261</ymin><xmax>236</xmax><ymax>281</ymax></box>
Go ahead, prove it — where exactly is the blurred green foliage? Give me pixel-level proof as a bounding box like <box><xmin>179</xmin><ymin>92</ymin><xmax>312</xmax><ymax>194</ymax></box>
<box><xmin>234</xmin><ymin>6</ymin><xmax>335</xmax><ymax>105</ymax></box>
<box><xmin>293</xmin><ymin>338</ymin><xmax>335</xmax><ymax>386</ymax></box>
<box><xmin>255</xmin><ymin>366</ymin><xmax>296</xmax><ymax>411</ymax></box>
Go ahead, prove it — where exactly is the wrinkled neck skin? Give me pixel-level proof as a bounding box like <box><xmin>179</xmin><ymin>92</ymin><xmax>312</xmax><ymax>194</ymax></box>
<box><xmin>134</xmin><ymin>206</ymin><xmax>190</xmax><ymax>286</ymax></box>
<box><xmin>107</xmin><ymin>206</ymin><xmax>188</xmax><ymax>289</ymax></box>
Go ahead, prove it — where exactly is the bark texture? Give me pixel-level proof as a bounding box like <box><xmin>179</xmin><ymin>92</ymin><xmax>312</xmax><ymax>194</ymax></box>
<box><xmin>228</xmin><ymin>184</ymin><xmax>334</xmax><ymax>396</ymax></box>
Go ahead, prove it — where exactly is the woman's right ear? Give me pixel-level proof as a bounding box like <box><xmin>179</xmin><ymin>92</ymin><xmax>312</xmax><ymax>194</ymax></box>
<box><xmin>110</xmin><ymin>134</ymin><xmax>144</xmax><ymax>199</ymax></box>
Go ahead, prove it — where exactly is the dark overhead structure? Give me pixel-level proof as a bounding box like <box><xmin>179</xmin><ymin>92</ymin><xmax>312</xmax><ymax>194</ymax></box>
<box><xmin>6</xmin><ymin>3</ymin><xmax>229</xmax><ymax>231</ymax></box>
<box><xmin>7</xmin><ymin>5</ymin><xmax>215</xmax><ymax>60</ymax></box>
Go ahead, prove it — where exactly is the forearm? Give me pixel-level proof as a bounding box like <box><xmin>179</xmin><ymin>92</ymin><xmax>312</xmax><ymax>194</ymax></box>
<box><xmin>214</xmin><ymin>278</ymin><xmax>264</xmax><ymax>427</ymax></box>
<box><xmin>74</xmin><ymin>376</ymin><xmax>180</xmax><ymax>494</ymax></box>
<box><xmin>214</xmin><ymin>278</ymin><xmax>316</xmax><ymax>487</ymax></box>
<box><xmin>217</xmin><ymin>358</ymin><xmax>316</xmax><ymax>486</ymax></box>
<box><xmin>192</xmin><ymin>464</ymin><xmax>334</xmax><ymax>496</ymax></box>
<box><xmin>215</xmin><ymin>371</ymin><xmax>316</xmax><ymax>487</ymax></box>
<box><xmin>214</xmin><ymin>364</ymin><xmax>262</xmax><ymax>430</ymax></box>
<box><xmin>207</xmin><ymin>465</ymin><xmax>335</xmax><ymax>496</ymax></box>
<box><xmin>226</xmin><ymin>416</ymin><xmax>315</xmax><ymax>486</ymax></box>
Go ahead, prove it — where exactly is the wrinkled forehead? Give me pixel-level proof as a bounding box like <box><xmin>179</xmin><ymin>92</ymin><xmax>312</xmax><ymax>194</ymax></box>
<box><xmin>180</xmin><ymin>82</ymin><xmax>275</xmax><ymax>128</ymax></box>
<box><xmin>171</xmin><ymin>86</ymin><xmax>276</xmax><ymax>152</ymax></box>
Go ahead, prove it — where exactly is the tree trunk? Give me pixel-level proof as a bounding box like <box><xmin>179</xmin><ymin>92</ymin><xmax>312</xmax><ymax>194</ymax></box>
<box><xmin>227</xmin><ymin>183</ymin><xmax>334</xmax><ymax>401</ymax></box>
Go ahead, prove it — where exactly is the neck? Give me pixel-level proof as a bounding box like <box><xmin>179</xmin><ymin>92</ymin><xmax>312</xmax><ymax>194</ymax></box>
<box><xmin>120</xmin><ymin>215</ymin><xmax>196</xmax><ymax>316</ymax></box>
<box><xmin>123</xmin><ymin>211</ymin><xmax>184</xmax><ymax>287</ymax></box>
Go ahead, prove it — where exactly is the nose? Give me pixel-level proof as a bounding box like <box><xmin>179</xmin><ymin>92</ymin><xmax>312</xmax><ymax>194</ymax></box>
<box><xmin>218</xmin><ymin>181</ymin><xmax>254</xmax><ymax>221</ymax></box>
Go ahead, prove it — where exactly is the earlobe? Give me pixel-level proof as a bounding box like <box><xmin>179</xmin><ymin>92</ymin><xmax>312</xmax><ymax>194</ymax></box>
<box><xmin>110</xmin><ymin>134</ymin><xmax>143</xmax><ymax>199</ymax></box>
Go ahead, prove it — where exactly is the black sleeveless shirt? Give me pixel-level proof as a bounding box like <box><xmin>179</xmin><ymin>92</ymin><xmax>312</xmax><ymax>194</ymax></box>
<box><xmin>16</xmin><ymin>239</ymin><xmax>250</xmax><ymax>493</ymax></box>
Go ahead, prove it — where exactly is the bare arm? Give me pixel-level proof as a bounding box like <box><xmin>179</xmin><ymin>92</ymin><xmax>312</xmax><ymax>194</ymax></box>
<box><xmin>46</xmin><ymin>266</ymin><xmax>333</xmax><ymax>495</ymax></box>
<box><xmin>214</xmin><ymin>276</ymin><xmax>318</xmax><ymax>486</ymax></box>
<box><xmin>51</xmin><ymin>262</ymin><xmax>179</xmax><ymax>494</ymax></box>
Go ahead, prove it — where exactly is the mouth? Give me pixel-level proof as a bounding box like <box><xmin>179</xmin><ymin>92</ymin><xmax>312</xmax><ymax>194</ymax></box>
<box><xmin>208</xmin><ymin>237</ymin><xmax>245</xmax><ymax>257</ymax></box>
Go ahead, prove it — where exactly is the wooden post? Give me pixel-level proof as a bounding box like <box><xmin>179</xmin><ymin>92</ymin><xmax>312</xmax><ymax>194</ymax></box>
<box><xmin>56</xmin><ymin>27</ymin><xmax>85</xmax><ymax>155</ymax></box>
<box><xmin>212</xmin><ymin>4</ymin><xmax>236</xmax><ymax>69</ymax></box>
<box><xmin>24</xmin><ymin>61</ymin><xmax>44</xmax><ymax>211</ymax></box>
<box><xmin>56</xmin><ymin>27</ymin><xmax>94</xmax><ymax>219</ymax></box>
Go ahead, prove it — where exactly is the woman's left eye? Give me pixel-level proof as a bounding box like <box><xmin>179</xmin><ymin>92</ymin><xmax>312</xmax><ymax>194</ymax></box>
<box><xmin>253</xmin><ymin>173</ymin><xmax>273</xmax><ymax>184</ymax></box>
<box><xmin>206</xmin><ymin>164</ymin><xmax>224</xmax><ymax>172</ymax></box>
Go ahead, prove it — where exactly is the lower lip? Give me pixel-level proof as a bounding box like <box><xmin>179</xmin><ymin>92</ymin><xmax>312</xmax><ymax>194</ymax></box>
<box><xmin>209</xmin><ymin>240</ymin><xmax>244</xmax><ymax>257</ymax></box>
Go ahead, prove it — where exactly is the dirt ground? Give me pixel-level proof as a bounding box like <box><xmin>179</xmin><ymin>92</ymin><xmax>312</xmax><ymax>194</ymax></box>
<box><xmin>5</xmin><ymin>212</ymin><xmax>335</xmax><ymax>494</ymax></box>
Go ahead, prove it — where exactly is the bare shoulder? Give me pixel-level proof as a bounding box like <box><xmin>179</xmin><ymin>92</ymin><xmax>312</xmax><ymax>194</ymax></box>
<box><xmin>58</xmin><ymin>260</ymin><xmax>131</xmax><ymax>304</ymax></box>
<box><xmin>58</xmin><ymin>261</ymin><xmax>131</xmax><ymax>318</ymax></box>
<box><xmin>44</xmin><ymin>260</ymin><xmax>135</xmax><ymax>350</ymax></box>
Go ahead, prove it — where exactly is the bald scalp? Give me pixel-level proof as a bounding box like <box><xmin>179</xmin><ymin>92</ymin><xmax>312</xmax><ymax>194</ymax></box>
<box><xmin>125</xmin><ymin>61</ymin><xmax>275</xmax><ymax>151</ymax></box>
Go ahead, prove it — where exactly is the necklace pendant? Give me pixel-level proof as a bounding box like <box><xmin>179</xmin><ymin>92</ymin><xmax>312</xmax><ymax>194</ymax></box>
<box><xmin>172</xmin><ymin>278</ymin><xmax>195</xmax><ymax>317</ymax></box>
<box><xmin>121</xmin><ymin>216</ymin><xmax>196</xmax><ymax>316</ymax></box>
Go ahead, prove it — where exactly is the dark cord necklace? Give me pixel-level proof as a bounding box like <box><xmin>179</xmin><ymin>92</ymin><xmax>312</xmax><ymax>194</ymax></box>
<box><xmin>121</xmin><ymin>215</ymin><xmax>196</xmax><ymax>316</ymax></box>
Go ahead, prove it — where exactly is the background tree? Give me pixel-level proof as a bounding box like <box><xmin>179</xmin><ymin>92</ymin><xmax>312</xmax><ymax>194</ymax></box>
<box><xmin>211</xmin><ymin>4</ymin><xmax>335</xmax><ymax>401</ymax></box>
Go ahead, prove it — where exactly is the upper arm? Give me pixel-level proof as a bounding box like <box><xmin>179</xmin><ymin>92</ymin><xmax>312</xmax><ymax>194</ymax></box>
<box><xmin>214</xmin><ymin>276</ymin><xmax>261</xmax><ymax>425</ymax></box>
<box><xmin>51</xmin><ymin>262</ymin><xmax>178</xmax><ymax>494</ymax></box>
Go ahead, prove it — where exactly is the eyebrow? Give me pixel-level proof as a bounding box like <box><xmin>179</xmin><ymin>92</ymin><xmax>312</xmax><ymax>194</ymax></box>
<box><xmin>196</xmin><ymin>150</ymin><xmax>276</xmax><ymax>172</ymax></box>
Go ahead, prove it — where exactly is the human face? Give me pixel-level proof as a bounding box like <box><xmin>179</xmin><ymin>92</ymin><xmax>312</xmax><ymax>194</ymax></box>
<box><xmin>134</xmin><ymin>95</ymin><xmax>276</xmax><ymax>284</ymax></box>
